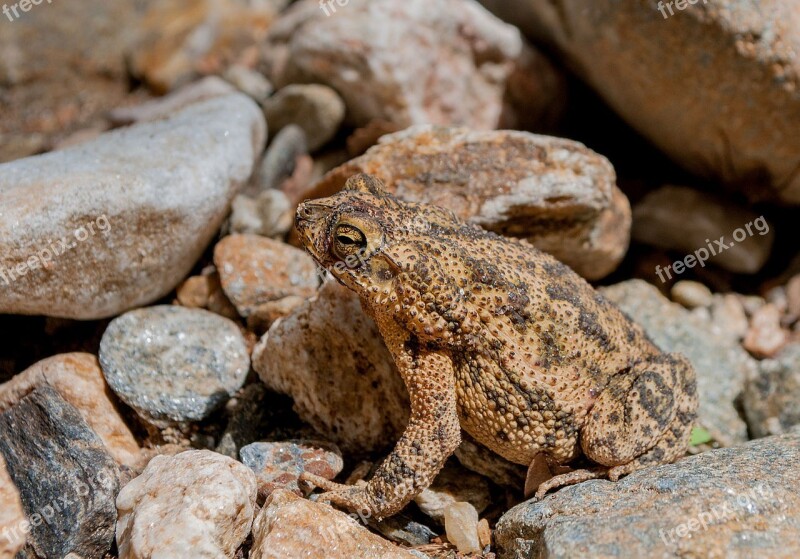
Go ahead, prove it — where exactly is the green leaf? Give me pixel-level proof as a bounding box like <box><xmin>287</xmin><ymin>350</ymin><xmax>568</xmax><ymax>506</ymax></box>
<box><xmin>690</xmin><ymin>426</ymin><xmax>713</xmax><ymax>446</ymax></box>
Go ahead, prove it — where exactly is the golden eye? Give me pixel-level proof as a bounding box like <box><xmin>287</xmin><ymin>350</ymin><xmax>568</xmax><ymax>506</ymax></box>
<box><xmin>333</xmin><ymin>223</ymin><xmax>367</xmax><ymax>259</ymax></box>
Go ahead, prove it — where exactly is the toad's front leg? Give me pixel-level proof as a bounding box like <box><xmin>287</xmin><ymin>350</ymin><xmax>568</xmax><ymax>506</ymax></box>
<box><xmin>302</xmin><ymin>344</ymin><xmax>461</xmax><ymax>520</ymax></box>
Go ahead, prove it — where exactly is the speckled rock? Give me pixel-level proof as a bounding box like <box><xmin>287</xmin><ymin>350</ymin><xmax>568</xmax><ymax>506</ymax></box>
<box><xmin>744</xmin><ymin>344</ymin><xmax>800</xmax><ymax>438</ymax></box>
<box><xmin>229</xmin><ymin>189</ymin><xmax>294</xmax><ymax>238</ymax></box>
<box><xmin>445</xmin><ymin>502</ymin><xmax>482</xmax><ymax>554</ymax></box>
<box><xmin>253</xmin><ymin>281</ymin><xmax>409</xmax><ymax>454</ymax></box>
<box><xmin>495</xmin><ymin>433</ymin><xmax>800</xmax><ymax>559</ymax></box>
<box><xmin>0</xmin><ymin>454</ymin><xmax>25</xmax><ymax>559</ymax></box>
<box><xmin>261</xmin><ymin>0</ymin><xmax>565</xmax><ymax>130</ymax></box>
<box><xmin>480</xmin><ymin>0</ymin><xmax>800</xmax><ymax>204</ymax></box>
<box><xmin>743</xmin><ymin>303</ymin><xmax>788</xmax><ymax>358</ymax></box>
<box><xmin>633</xmin><ymin>186</ymin><xmax>774</xmax><ymax>274</ymax></box>
<box><xmin>240</xmin><ymin>440</ymin><xmax>343</xmax><ymax>499</ymax></box>
<box><xmin>414</xmin><ymin>461</ymin><xmax>491</xmax><ymax>523</ymax></box>
<box><xmin>250</xmin><ymin>489</ymin><xmax>417</xmax><ymax>559</ymax></box>
<box><xmin>99</xmin><ymin>306</ymin><xmax>250</xmax><ymax>425</ymax></box>
<box><xmin>312</xmin><ymin>125</ymin><xmax>630</xmax><ymax>279</ymax></box>
<box><xmin>214</xmin><ymin>234</ymin><xmax>319</xmax><ymax>317</ymax></box>
<box><xmin>0</xmin><ymin>387</ymin><xmax>120</xmax><ymax>559</ymax></box>
<box><xmin>0</xmin><ymin>353</ymin><xmax>139</xmax><ymax>467</ymax></box>
<box><xmin>0</xmin><ymin>93</ymin><xmax>266</xmax><ymax>319</ymax></box>
<box><xmin>116</xmin><ymin>450</ymin><xmax>257</xmax><ymax>559</ymax></box>
<box><xmin>601</xmin><ymin>280</ymin><xmax>752</xmax><ymax>446</ymax></box>
<box><xmin>263</xmin><ymin>84</ymin><xmax>346</xmax><ymax>151</ymax></box>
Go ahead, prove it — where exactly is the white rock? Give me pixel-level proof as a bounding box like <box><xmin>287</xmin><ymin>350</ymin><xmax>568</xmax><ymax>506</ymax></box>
<box><xmin>116</xmin><ymin>450</ymin><xmax>257</xmax><ymax>559</ymax></box>
<box><xmin>0</xmin><ymin>93</ymin><xmax>266</xmax><ymax>319</ymax></box>
<box><xmin>444</xmin><ymin>502</ymin><xmax>482</xmax><ymax>554</ymax></box>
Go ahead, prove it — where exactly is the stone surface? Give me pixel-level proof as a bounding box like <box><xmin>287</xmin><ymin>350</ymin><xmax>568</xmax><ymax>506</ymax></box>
<box><xmin>214</xmin><ymin>234</ymin><xmax>319</xmax><ymax>317</ymax></box>
<box><xmin>240</xmin><ymin>440</ymin><xmax>343</xmax><ymax>499</ymax></box>
<box><xmin>0</xmin><ymin>387</ymin><xmax>120</xmax><ymax>559</ymax></box>
<box><xmin>250</xmin><ymin>489</ymin><xmax>417</xmax><ymax>559</ymax></box>
<box><xmin>633</xmin><ymin>186</ymin><xmax>774</xmax><ymax>274</ymax></box>
<box><xmin>261</xmin><ymin>0</ymin><xmax>564</xmax><ymax>130</ymax></box>
<box><xmin>0</xmin><ymin>454</ymin><xmax>25</xmax><ymax>559</ymax></box>
<box><xmin>246</xmin><ymin>295</ymin><xmax>307</xmax><ymax>335</ymax></box>
<box><xmin>0</xmin><ymin>0</ymin><xmax>148</xmax><ymax>162</ymax></box>
<box><xmin>495</xmin><ymin>433</ymin><xmax>800</xmax><ymax>559</ymax></box>
<box><xmin>444</xmin><ymin>502</ymin><xmax>482</xmax><ymax>554</ymax></box>
<box><xmin>709</xmin><ymin>294</ymin><xmax>750</xmax><ymax>341</ymax></box>
<box><xmin>229</xmin><ymin>189</ymin><xmax>294</xmax><ymax>238</ymax></box>
<box><xmin>0</xmin><ymin>93</ymin><xmax>266</xmax><ymax>319</ymax></box>
<box><xmin>414</xmin><ymin>461</ymin><xmax>491</xmax><ymax>523</ymax></box>
<box><xmin>99</xmin><ymin>305</ymin><xmax>250</xmax><ymax>424</ymax></box>
<box><xmin>250</xmin><ymin>124</ymin><xmax>308</xmax><ymax>195</ymax></box>
<box><xmin>601</xmin><ymin>280</ymin><xmax>752</xmax><ymax>446</ymax></box>
<box><xmin>787</xmin><ymin>275</ymin><xmax>800</xmax><ymax>323</ymax></box>
<box><xmin>744</xmin><ymin>344</ymin><xmax>800</xmax><ymax>438</ymax></box>
<box><xmin>253</xmin><ymin>281</ymin><xmax>409</xmax><ymax>454</ymax></box>
<box><xmin>312</xmin><ymin>125</ymin><xmax>630</xmax><ymax>279</ymax></box>
<box><xmin>0</xmin><ymin>353</ymin><xmax>140</xmax><ymax>467</ymax></box>
<box><xmin>116</xmin><ymin>450</ymin><xmax>257</xmax><ymax>559</ymax></box>
<box><xmin>263</xmin><ymin>84</ymin><xmax>346</xmax><ymax>151</ymax></box>
<box><xmin>224</xmin><ymin>65</ymin><xmax>274</xmax><ymax>102</ymax></box>
<box><xmin>671</xmin><ymin>280</ymin><xmax>713</xmax><ymax>309</ymax></box>
<box><xmin>743</xmin><ymin>303</ymin><xmax>788</xmax><ymax>358</ymax></box>
<box><xmin>481</xmin><ymin>0</ymin><xmax>800</xmax><ymax>204</ymax></box>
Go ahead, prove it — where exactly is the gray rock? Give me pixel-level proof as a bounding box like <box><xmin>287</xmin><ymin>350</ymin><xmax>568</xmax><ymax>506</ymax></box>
<box><xmin>223</xmin><ymin>65</ymin><xmax>274</xmax><ymax>103</ymax></box>
<box><xmin>229</xmin><ymin>190</ymin><xmax>294</xmax><ymax>238</ymax></box>
<box><xmin>263</xmin><ymin>84</ymin><xmax>345</xmax><ymax>151</ymax></box>
<box><xmin>744</xmin><ymin>343</ymin><xmax>800</xmax><ymax>438</ymax></box>
<box><xmin>99</xmin><ymin>305</ymin><xmax>250</xmax><ymax>425</ymax></box>
<box><xmin>601</xmin><ymin>280</ymin><xmax>752</xmax><ymax>446</ymax></box>
<box><xmin>0</xmin><ymin>93</ymin><xmax>266</xmax><ymax>319</ymax></box>
<box><xmin>495</xmin><ymin>433</ymin><xmax>800</xmax><ymax>559</ymax></box>
<box><xmin>250</xmin><ymin>124</ymin><xmax>308</xmax><ymax>195</ymax></box>
<box><xmin>0</xmin><ymin>386</ymin><xmax>120</xmax><ymax>559</ymax></box>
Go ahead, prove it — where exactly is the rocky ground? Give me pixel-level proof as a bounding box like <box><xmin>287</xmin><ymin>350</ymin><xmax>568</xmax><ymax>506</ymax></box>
<box><xmin>1</xmin><ymin>1</ymin><xmax>800</xmax><ymax>558</ymax></box>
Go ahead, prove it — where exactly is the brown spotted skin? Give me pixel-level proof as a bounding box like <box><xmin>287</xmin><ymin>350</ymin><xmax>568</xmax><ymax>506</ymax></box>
<box><xmin>295</xmin><ymin>174</ymin><xmax>698</xmax><ymax>519</ymax></box>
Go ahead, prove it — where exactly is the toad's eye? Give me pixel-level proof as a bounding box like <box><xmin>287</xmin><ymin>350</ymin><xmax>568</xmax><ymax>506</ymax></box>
<box><xmin>333</xmin><ymin>223</ymin><xmax>367</xmax><ymax>259</ymax></box>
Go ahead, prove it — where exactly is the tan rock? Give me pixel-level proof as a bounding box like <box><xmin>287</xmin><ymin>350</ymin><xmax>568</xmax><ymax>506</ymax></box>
<box><xmin>444</xmin><ymin>502</ymin><xmax>481</xmax><ymax>554</ymax></box>
<box><xmin>261</xmin><ymin>0</ymin><xmax>565</xmax><ymax>130</ymax></box>
<box><xmin>253</xmin><ymin>281</ymin><xmax>409</xmax><ymax>454</ymax></box>
<box><xmin>0</xmin><ymin>454</ymin><xmax>25</xmax><ymax>559</ymax></box>
<box><xmin>670</xmin><ymin>280</ymin><xmax>713</xmax><ymax>309</ymax></box>
<box><xmin>710</xmin><ymin>294</ymin><xmax>750</xmax><ymax>341</ymax></box>
<box><xmin>744</xmin><ymin>304</ymin><xmax>789</xmax><ymax>358</ymax></box>
<box><xmin>311</xmin><ymin>125</ymin><xmax>630</xmax><ymax>279</ymax></box>
<box><xmin>414</xmin><ymin>461</ymin><xmax>491</xmax><ymax>523</ymax></box>
<box><xmin>176</xmin><ymin>275</ymin><xmax>213</xmax><ymax>309</ymax></box>
<box><xmin>787</xmin><ymin>275</ymin><xmax>800</xmax><ymax>323</ymax></box>
<box><xmin>250</xmin><ymin>489</ymin><xmax>417</xmax><ymax>559</ymax></box>
<box><xmin>214</xmin><ymin>234</ymin><xmax>319</xmax><ymax>317</ymax></box>
<box><xmin>481</xmin><ymin>0</ymin><xmax>800</xmax><ymax>204</ymax></box>
<box><xmin>0</xmin><ymin>353</ymin><xmax>139</xmax><ymax>467</ymax></box>
<box><xmin>262</xmin><ymin>84</ymin><xmax>346</xmax><ymax>151</ymax></box>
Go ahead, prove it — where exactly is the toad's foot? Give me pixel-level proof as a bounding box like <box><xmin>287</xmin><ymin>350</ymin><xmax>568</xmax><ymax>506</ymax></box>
<box><xmin>533</xmin><ymin>467</ymin><xmax>608</xmax><ymax>500</ymax></box>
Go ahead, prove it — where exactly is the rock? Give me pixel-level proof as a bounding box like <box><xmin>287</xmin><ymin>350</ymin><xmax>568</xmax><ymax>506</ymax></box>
<box><xmin>246</xmin><ymin>295</ymin><xmax>307</xmax><ymax>335</ymax></box>
<box><xmin>254</xmin><ymin>281</ymin><xmax>409</xmax><ymax>454</ymax></box>
<box><xmin>787</xmin><ymin>275</ymin><xmax>800</xmax><ymax>323</ymax></box>
<box><xmin>214</xmin><ymin>234</ymin><xmax>319</xmax><ymax>317</ymax></box>
<box><xmin>0</xmin><ymin>454</ymin><xmax>25</xmax><ymax>559</ymax></box>
<box><xmin>250</xmin><ymin>124</ymin><xmax>308</xmax><ymax>195</ymax></box>
<box><xmin>0</xmin><ymin>353</ymin><xmax>140</xmax><ymax>467</ymax></box>
<box><xmin>261</xmin><ymin>0</ymin><xmax>564</xmax><ymax>130</ymax></box>
<box><xmin>0</xmin><ymin>0</ymin><xmax>145</xmax><ymax>162</ymax></box>
<box><xmin>454</xmin><ymin>434</ymin><xmax>526</xmax><ymax>488</ymax></box>
<box><xmin>263</xmin><ymin>84</ymin><xmax>346</xmax><ymax>151</ymax></box>
<box><xmin>744</xmin><ymin>344</ymin><xmax>800</xmax><ymax>438</ymax></box>
<box><xmin>176</xmin><ymin>275</ymin><xmax>214</xmax><ymax>309</ymax></box>
<box><xmin>0</xmin><ymin>93</ymin><xmax>266</xmax><ymax>319</ymax></box>
<box><xmin>240</xmin><ymin>440</ymin><xmax>343</xmax><ymax>499</ymax></box>
<box><xmin>670</xmin><ymin>280</ymin><xmax>713</xmax><ymax>309</ymax></box>
<box><xmin>709</xmin><ymin>294</ymin><xmax>750</xmax><ymax>341</ymax></box>
<box><xmin>371</xmin><ymin>516</ymin><xmax>438</xmax><ymax>547</ymax></box>
<box><xmin>129</xmin><ymin>0</ymin><xmax>285</xmax><ymax>93</ymax></box>
<box><xmin>477</xmin><ymin>518</ymin><xmax>492</xmax><ymax>550</ymax></box>
<box><xmin>223</xmin><ymin>65</ymin><xmax>274</xmax><ymax>102</ymax></box>
<box><xmin>743</xmin><ymin>303</ymin><xmax>789</xmax><ymax>358</ymax></box>
<box><xmin>312</xmin><ymin>125</ymin><xmax>630</xmax><ymax>279</ymax></box>
<box><xmin>116</xmin><ymin>450</ymin><xmax>257</xmax><ymax>559</ymax></box>
<box><xmin>601</xmin><ymin>280</ymin><xmax>752</xmax><ymax>446</ymax></box>
<box><xmin>229</xmin><ymin>190</ymin><xmax>294</xmax><ymax>238</ymax></box>
<box><xmin>250</xmin><ymin>489</ymin><xmax>417</xmax><ymax>559</ymax></box>
<box><xmin>99</xmin><ymin>305</ymin><xmax>250</xmax><ymax>425</ymax></box>
<box><xmin>495</xmin><ymin>432</ymin><xmax>800</xmax><ymax>559</ymax></box>
<box><xmin>633</xmin><ymin>186</ymin><xmax>774</xmax><ymax>274</ymax></box>
<box><xmin>107</xmin><ymin>76</ymin><xmax>236</xmax><ymax>125</ymax></box>
<box><xmin>480</xmin><ymin>0</ymin><xmax>800</xmax><ymax>204</ymax></box>
<box><xmin>0</xmin><ymin>387</ymin><xmax>120</xmax><ymax>559</ymax></box>
<box><xmin>414</xmin><ymin>461</ymin><xmax>491</xmax><ymax>523</ymax></box>
<box><xmin>444</xmin><ymin>502</ymin><xmax>482</xmax><ymax>554</ymax></box>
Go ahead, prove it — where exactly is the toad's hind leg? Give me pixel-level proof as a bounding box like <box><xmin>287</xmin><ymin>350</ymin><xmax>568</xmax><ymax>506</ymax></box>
<box><xmin>581</xmin><ymin>353</ymin><xmax>697</xmax><ymax>474</ymax></box>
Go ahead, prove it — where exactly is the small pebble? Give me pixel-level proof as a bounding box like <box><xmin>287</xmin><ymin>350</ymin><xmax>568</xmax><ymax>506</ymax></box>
<box><xmin>671</xmin><ymin>280</ymin><xmax>713</xmax><ymax>309</ymax></box>
<box><xmin>250</xmin><ymin>124</ymin><xmax>308</xmax><ymax>196</ymax></box>
<box><xmin>229</xmin><ymin>189</ymin><xmax>293</xmax><ymax>238</ymax></box>
<box><xmin>444</xmin><ymin>502</ymin><xmax>481</xmax><ymax>554</ymax></box>
<box><xmin>223</xmin><ymin>65</ymin><xmax>274</xmax><ymax>102</ymax></box>
<box><xmin>99</xmin><ymin>305</ymin><xmax>250</xmax><ymax>424</ymax></box>
<box><xmin>263</xmin><ymin>84</ymin><xmax>345</xmax><ymax>151</ymax></box>
<box><xmin>176</xmin><ymin>275</ymin><xmax>213</xmax><ymax>308</ymax></box>
<box><xmin>743</xmin><ymin>303</ymin><xmax>789</xmax><ymax>358</ymax></box>
<box><xmin>477</xmin><ymin>518</ymin><xmax>492</xmax><ymax>550</ymax></box>
<box><xmin>786</xmin><ymin>275</ymin><xmax>800</xmax><ymax>322</ymax></box>
<box><xmin>709</xmin><ymin>294</ymin><xmax>749</xmax><ymax>340</ymax></box>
